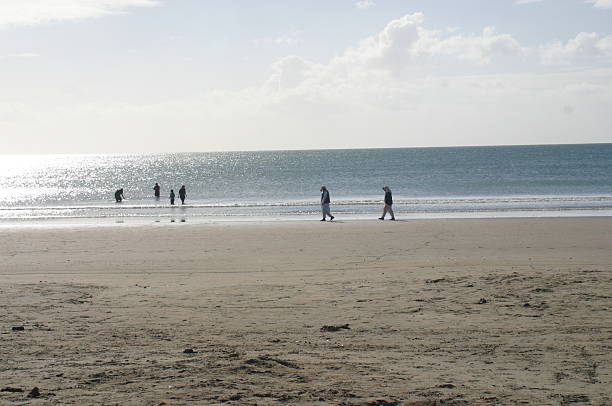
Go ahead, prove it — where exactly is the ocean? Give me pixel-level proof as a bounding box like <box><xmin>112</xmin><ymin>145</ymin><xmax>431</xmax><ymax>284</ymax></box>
<box><xmin>1</xmin><ymin>144</ymin><xmax>611</xmax><ymax>224</ymax></box>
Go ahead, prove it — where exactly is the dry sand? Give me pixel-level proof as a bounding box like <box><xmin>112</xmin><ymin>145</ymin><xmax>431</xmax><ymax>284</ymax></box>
<box><xmin>0</xmin><ymin>218</ymin><xmax>611</xmax><ymax>405</ymax></box>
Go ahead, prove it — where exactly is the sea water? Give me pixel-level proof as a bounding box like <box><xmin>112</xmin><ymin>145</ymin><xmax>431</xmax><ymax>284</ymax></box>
<box><xmin>1</xmin><ymin>144</ymin><xmax>611</xmax><ymax>224</ymax></box>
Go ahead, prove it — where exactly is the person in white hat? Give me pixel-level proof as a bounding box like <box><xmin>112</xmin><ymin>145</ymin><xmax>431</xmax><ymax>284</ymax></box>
<box><xmin>320</xmin><ymin>186</ymin><xmax>334</xmax><ymax>221</ymax></box>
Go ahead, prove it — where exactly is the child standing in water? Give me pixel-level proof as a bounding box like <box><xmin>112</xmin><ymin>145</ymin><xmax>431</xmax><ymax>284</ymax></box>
<box><xmin>170</xmin><ymin>189</ymin><xmax>175</xmax><ymax>205</ymax></box>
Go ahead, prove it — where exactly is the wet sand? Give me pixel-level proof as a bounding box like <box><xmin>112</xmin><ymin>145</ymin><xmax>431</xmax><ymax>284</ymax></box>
<box><xmin>1</xmin><ymin>218</ymin><xmax>611</xmax><ymax>405</ymax></box>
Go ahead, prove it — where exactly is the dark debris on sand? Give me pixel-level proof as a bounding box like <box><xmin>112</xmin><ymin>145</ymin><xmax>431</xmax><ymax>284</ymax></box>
<box><xmin>425</xmin><ymin>278</ymin><xmax>447</xmax><ymax>284</ymax></box>
<box><xmin>27</xmin><ymin>387</ymin><xmax>40</xmax><ymax>398</ymax></box>
<box><xmin>1</xmin><ymin>387</ymin><xmax>23</xmax><ymax>393</ymax></box>
<box><xmin>321</xmin><ymin>324</ymin><xmax>351</xmax><ymax>332</ymax></box>
<box><xmin>341</xmin><ymin>399</ymin><xmax>468</xmax><ymax>406</ymax></box>
<box><xmin>244</xmin><ymin>355</ymin><xmax>300</xmax><ymax>369</ymax></box>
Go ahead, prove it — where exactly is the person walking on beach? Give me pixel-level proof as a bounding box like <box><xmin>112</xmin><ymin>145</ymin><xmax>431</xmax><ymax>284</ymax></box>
<box><xmin>178</xmin><ymin>185</ymin><xmax>186</xmax><ymax>205</ymax></box>
<box><xmin>320</xmin><ymin>186</ymin><xmax>334</xmax><ymax>221</ymax></box>
<box><xmin>379</xmin><ymin>186</ymin><xmax>395</xmax><ymax>221</ymax></box>
<box><xmin>114</xmin><ymin>188</ymin><xmax>124</xmax><ymax>203</ymax></box>
<box><xmin>170</xmin><ymin>189</ymin><xmax>176</xmax><ymax>205</ymax></box>
<box><xmin>153</xmin><ymin>183</ymin><xmax>161</xmax><ymax>198</ymax></box>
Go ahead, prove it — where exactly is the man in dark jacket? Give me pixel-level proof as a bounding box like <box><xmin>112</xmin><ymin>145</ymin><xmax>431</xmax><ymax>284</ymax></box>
<box><xmin>379</xmin><ymin>186</ymin><xmax>395</xmax><ymax>220</ymax></box>
<box><xmin>320</xmin><ymin>186</ymin><xmax>334</xmax><ymax>221</ymax></box>
<box><xmin>178</xmin><ymin>185</ymin><xmax>186</xmax><ymax>205</ymax></box>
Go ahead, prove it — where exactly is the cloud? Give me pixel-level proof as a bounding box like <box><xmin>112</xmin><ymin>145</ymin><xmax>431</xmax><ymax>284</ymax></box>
<box><xmin>307</xmin><ymin>13</ymin><xmax>525</xmax><ymax>77</ymax></box>
<box><xmin>251</xmin><ymin>34</ymin><xmax>302</xmax><ymax>46</ymax></box>
<box><xmin>0</xmin><ymin>53</ymin><xmax>41</xmax><ymax>58</ymax></box>
<box><xmin>0</xmin><ymin>102</ymin><xmax>31</xmax><ymax>123</ymax></box>
<box><xmin>427</xmin><ymin>26</ymin><xmax>526</xmax><ymax>64</ymax></box>
<box><xmin>194</xmin><ymin>14</ymin><xmax>608</xmax><ymax>150</ymax></box>
<box><xmin>266</xmin><ymin>55</ymin><xmax>320</xmax><ymax>90</ymax></box>
<box><xmin>514</xmin><ymin>0</ymin><xmax>545</xmax><ymax>4</ymax></box>
<box><xmin>541</xmin><ymin>32</ymin><xmax>612</xmax><ymax>64</ymax></box>
<box><xmin>516</xmin><ymin>0</ymin><xmax>612</xmax><ymax>8</ymax></box>
<box><xmin>0</xmin><ymin>0</ymin><xmax>159</xmax><ymax>29</ymax></box>
<box><xmin>2</xmin><ymin>11</ymin><xmax>611</xmax><ymax>153</ymax></box>
<box><xmin>7</xmin><ymin>68</ymin><xmax>611</xmax><ymax>153</ymax></box>
<box><xmin>355</xmin><ymin>1</ymin><xmax>376</xmax><ymax>10</ymax></box>
<box><xmin>587</xmin><ymin>0</ymin><xmax>612</xmax><ymax>8</ymax></box>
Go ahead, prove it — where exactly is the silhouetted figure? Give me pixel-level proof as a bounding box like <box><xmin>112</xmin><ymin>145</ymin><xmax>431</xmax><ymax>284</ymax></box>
<box><xmin>170</xmin><ymin>189</ymin><xmax>175</xmax><ymax>205</ymax></box>
<box><xmin>320</xmin><ymin>186</ymin><xmax>334</xmax><ymax>221</ymax></box>
<box><xmin>153</xmin><ymin>183</ymin><xmax>160</xmax><ymax>198</ymax></box>
<box><xmin>178</xmin><ymin>185</ymin><xmax>186</xmax><ymax>205</ymax></box>
<box><xmin>114</xmin><ymin>188</ymin><xmax>124</xmax><ymax>203</ymax></box>
<box><xmin>379</xmin><ymin>186</ymin><xmax>395</xmax><ymax>220</ymax></box>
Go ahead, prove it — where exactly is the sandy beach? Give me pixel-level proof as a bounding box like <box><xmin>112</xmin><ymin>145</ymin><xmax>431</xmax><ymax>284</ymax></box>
<box><xmin>1</xmin><ymin>218</ymin><xmax>610</xmax><ymax>405</ymax></box>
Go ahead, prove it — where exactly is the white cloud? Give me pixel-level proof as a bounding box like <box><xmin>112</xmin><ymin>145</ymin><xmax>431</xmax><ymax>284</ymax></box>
<box><xmin>514</xmin><ymin>0</ymin><xmax>545</xmax><ymax>4</ymax></box>
<box><xmin>0</xmin><ymin>0</ymin><xmax>159</xmax><ymax>29</ymax></box>
<box><xmin>6</xmin><ymin>68</ymin><xmax>610</xmax><ymax>153</ymax></box>
<box><xmin>588</xmin><ymin>0</ymin><xmax>612</xmax><ymax>8</ymax></box>
<box><xmin>541</xmin><ymin>32</ymin><xmax>612</xmax><ymax>65</ymax></box>
<box><xmin>517</xmin><ymin>0</ymin><xmax>612</xmax><ymax>8</ymax></box>
<box><xmin>251</xmin><ymin>34</ymin><xmax>302</xmax><ymax>46</ymax></box>
<box><xmin>2</xmin><ymin>11</ymin><xmax>611</xmax><ymax>153</ymax></box>
<box><xmin>427</xmin><ymin>26</ymin><xmax>526</xmax><ymax>64</ymax></box>
<box><xmin>253</xmin><ymin>18</ymin><xmax>609</xmax><ymax>141</ymax></box>
<box><xmin>1</xmin><ymin>53</ymin><xmax>41</xmax><ymax>58</ymax></box>
<box><xmin>0</xmin><ymin>102</ymin><xmax>31</xmax><ymax>123</ymax></box>
<box><xmin>266</xmin><ymin>55</ymin><xmax>320</xmax><ymax>90</ymax></box>
<box><xmin>163</xmin><ymin>15</ymin><xmax>608</xmax><ymax>150</ymax></box>
<box><xmin>309</xmin><ymin>13</ymin><xmax>526</xmax><ymax>77</ymax></box>
<box><xmin>355</xmin><ymin>1</ymin><xmax>376</xmax><ymax>10</ymax></box>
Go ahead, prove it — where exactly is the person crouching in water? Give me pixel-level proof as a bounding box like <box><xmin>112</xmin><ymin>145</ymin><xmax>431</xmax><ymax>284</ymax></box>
<box><xmin>170</xmin><ymin>189</ymin><xmax>175</xmax><ymax>205</ymax></box>
<box><xmin>114</xmin><ymin>188</ymin><xmax>124</xmax><ymax>203</ymax></box>
<box><xmin>379</xmin><ymin>186</ymin><xmax>395</xmax><ymax>221</ymax></box>
<box><xmin>320</xmin><ymin>186</ymin><xmax>334</xmax><ymax>221</ymax></box>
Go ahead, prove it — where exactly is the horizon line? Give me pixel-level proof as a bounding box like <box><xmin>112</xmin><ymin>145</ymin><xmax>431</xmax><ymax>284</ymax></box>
<box><xmin>2</xmin><ymin>141</ymin><xmax>611</xmax><ymax>157</ymax></box>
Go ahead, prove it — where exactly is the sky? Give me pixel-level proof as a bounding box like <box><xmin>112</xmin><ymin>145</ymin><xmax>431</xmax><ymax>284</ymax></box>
<box><xmin>1</xmin><ymin>0</ymin><xmax>611</xmax><ymax>154</ymax></box>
